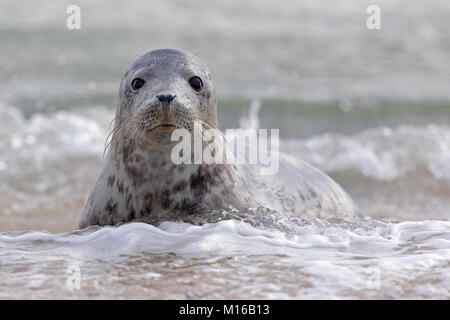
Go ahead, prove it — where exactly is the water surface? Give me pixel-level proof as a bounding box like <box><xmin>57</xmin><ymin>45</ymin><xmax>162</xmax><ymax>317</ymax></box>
<box><xmin>0</xmin><ymin>0</ymin><xmax>449</xmax><ymax>299</ymax></box>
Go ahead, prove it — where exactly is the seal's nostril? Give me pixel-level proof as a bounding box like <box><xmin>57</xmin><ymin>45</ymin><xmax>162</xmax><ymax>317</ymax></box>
<box><xmin>157</xmin><ymin>94</ymin><xmax>176</xmax><ymax>104</ymax></box>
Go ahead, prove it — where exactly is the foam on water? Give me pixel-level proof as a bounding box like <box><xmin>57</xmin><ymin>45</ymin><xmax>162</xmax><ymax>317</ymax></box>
<box><xmin>283</xmin><ymin>125</ymin><xmax>450</xmax><ymax>181</ymax></box>
<box><xmin>0</xmin><ymin>219</ymin><xmax>449</xmax><ymax>299</ymax></box>
<box><xmin>0</xmin><ymin>103</ymin><xmax>109</xmax><ymax>173</ymax></box>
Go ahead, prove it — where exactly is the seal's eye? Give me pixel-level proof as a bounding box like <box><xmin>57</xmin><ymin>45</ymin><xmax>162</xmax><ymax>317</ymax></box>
<box><xmin>188</xmin><ymin>76</ymin><xmax>203</xmax><ymax>92</ymax></box>
<box><xmin>131</xmin><ymin>78</ymin><xmax>145</xmax><ymax>90</ymax></box>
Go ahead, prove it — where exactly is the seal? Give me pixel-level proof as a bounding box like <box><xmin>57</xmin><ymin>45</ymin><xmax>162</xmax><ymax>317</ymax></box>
<box><xmin>79</xmin><ymin>48</ymin><xmax>357</xmax><ymax>229</ymax></box>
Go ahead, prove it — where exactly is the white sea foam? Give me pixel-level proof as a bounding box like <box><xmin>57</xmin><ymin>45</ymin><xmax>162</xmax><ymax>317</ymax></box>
<box><xmin>283</xmin><ymin>125</ymin><xmax>450</xmax><ymax>181</ymax></box>
<box><xmin>0</xmin><ymin>103</ymin><xmax>110</xmax><ymax>174</ymax></box>
<box><xmin>0</xmin><ymin>219</ymin><xmax>449</xmax><ymax>299</ymax></box>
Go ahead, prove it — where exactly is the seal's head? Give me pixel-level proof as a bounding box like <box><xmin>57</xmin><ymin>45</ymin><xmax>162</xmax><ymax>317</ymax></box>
<box><xmin>117</xmin><ymin>49</ymin><xmax>217</xmax><ymax>138</ymax></box>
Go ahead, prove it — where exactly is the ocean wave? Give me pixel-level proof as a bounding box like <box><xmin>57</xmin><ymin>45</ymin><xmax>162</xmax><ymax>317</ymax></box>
<box><xmin>283</xmin><ymin>125</ymin><xmax>450</xmax><ymax>181</ymax></box>
<box><xmin>0</xmin><ymin>103</ymin><xmax>111</xmax><ymax>175</ymax></box>
<box><xmin>1</xmin><ymin>218</ymin><xmax>449</xmax><ymax>258</ymax></box>
<box><xmin>0</xmin><ymin>219</ymin><xmax>449</xmax><ymax>299</ymax></box>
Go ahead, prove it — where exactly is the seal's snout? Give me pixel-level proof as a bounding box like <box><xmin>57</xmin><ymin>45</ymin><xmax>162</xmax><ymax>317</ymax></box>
<box><xmin>137</xmin><ymin>93</ymin><xmax>192</xmax><ymax>132</ymax></box>
<box><xmin>157</xmin><ymin>94</ymin><xmax>176</xmax><ymax>105</ymax></box>
<box><xmin>157</xmin><ymin>93</ymin><xmax>178</xmax><ymax>127</ymax></box>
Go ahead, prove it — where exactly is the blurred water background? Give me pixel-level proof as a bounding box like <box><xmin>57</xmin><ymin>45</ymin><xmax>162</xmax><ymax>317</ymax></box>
<box><xmin>0</xmin><ymin>0</ymin><xmax>449</xmax><ymax>299</ymax></box>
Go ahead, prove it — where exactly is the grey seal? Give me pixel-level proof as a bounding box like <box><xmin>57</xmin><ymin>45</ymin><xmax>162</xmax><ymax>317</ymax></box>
<box><xmin>79</xmin><ymin>48</ymin><xmax>357</xmax><ymax>229</ymax></box>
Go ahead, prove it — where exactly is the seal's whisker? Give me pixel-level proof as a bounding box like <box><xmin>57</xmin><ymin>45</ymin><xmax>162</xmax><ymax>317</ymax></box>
<box><xmin>197</xmin><ymin>120</ymin><xmax>231</xmax><ymax>161</ymax></box>
<box><xmin>199</xmin><ymin>119</ymin><xmax>227</xmax><ymax>142</ymax></box>
<box><xmin>104</xmin><ymin>120</ymin><xmax>129</xmax><ymax>154</ymax></box>
<box><xmin>120</xmin><ymin>120</ymin><xmax>139</xmax><ymax>149</ymax></box>
<box><xmin>104</xmin><ymin>128</ymin><xmax>121</xmax><ymax>158</ymax></box>
<box><xmin>114</xmin><ymin>121</ymin><xmax>138</xmax><ymax>160</ymax></box>
<box><xmin>193</xmin><ymin>121</ymin><xmax>218</xmax><ymax>156</ymax></box>
<box><xmin>204</xmin><ymin>118</ymin><xmax>218</xmax><ymax>128</ymax></box>
<box><xmin>128</xmin><ymin>121</ymin><xmax>144</xmax><ymax>150</ymax></box>
<box><xmin>109</xmin><ymin>114</ymin><xmax>121</xmax><ymax>129</ymax></box>
<box><xmin>128</xmin><ymin>123</ymin><xmax>142</xmax><ymax>149</ymax></box>
<box><xmin>138</xmin><ymin>128</ymin><xmax>146</xmax><ymax>149</ymax></box>
<box><xmin>104</xmin><ymin>118</ymin><xmax>136</xmax><ymax>158</ymax></box>
<box><xmin>106</xmin><ymin>118</ymin><xmax>131</xmax><ymax>145</ymax></box>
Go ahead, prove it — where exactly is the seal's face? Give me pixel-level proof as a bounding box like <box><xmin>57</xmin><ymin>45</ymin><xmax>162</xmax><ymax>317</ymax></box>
<box><xmin>117</xmin><ymin>49</ymin><xmax>217</xmax><ymax>137</ymax></box>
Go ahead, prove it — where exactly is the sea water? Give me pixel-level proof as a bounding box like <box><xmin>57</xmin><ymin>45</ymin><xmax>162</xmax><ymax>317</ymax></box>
<box><xmin>0</xmin><ymin>0</ymin><xmax>449</xmax><ymax>299</ymax></box>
